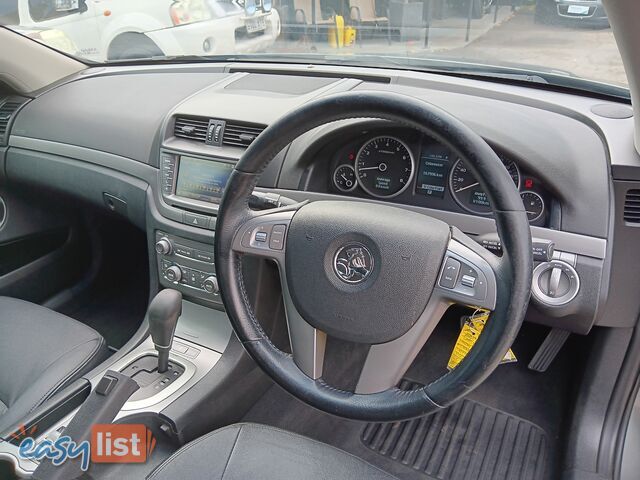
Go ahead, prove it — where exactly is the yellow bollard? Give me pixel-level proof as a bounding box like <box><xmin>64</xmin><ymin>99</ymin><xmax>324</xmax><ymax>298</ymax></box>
<box><xmin>344</xmin><ymin>25</ymin><xmax>356</xmax><ymax>46</ymax></box>
<box><xmin>328</xmin><ymin>15</ymin><xmax>345</xmax><ymax>48</ymax></box>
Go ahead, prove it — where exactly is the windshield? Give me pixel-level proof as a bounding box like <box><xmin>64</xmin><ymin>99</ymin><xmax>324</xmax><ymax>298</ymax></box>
<box><xmin>1</xmin><ymin>0</ymin><xmax>627</xmax><ymax>97</ymax></box>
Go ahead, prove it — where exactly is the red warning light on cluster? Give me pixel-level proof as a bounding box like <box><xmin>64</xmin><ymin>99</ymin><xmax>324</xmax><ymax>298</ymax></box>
<box><xmin>348</xmin><ymin>152</ymin><xmax>355</xmax><ymax>161</ymax></box>
<box><xmin>524</xmin><ymin>178</ymin><xmax>534</xmax><ymax>189</ymax></box>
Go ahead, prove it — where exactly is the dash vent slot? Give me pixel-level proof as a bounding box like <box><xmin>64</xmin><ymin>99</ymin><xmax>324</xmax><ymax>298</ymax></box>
<box><xmin>173</xmin><ymin>116</ymin><xmax>265</xmax><ymax>148</ymax></box>
<box><xmin>174</xmin><ymin>116</ymin><xmax>208</xmax><ymax>143</ymax></box>
<box><xmin>624</xmin><ymin>189</ymin><xmax>640</xmax><ymax>224</ymax></box>
<box><xmin>0</xmin><ymin>100</ymin><xmax>23</xmax><ymax>140</ymax></box>
<box><xmin>222</xmin><ymin>122</ymin><xmax>265</xmax><ymax>148</ymax></box>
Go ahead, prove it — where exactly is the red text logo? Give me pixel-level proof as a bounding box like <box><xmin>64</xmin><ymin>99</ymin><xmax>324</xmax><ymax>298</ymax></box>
<box><xmin>91</xmin><ymin>424</ymin><xmax>156</xmax><ymax>464</ymax></box>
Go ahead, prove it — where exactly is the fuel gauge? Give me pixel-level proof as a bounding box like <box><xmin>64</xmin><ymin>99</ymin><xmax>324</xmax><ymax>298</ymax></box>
<box><xmin>520</xmin><ymin>191</ymin><xmax>545</xmax><ymax>222</ymax></box>
<box><xmin>334</xmin><ymin>164</ymin><xmax>357</xmax><ymax>192</ymax></box>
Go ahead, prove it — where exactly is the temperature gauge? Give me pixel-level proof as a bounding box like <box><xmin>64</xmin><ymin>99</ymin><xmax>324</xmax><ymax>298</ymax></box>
<box><xmin>333</xmin><ymin>164</ymin><xmax>357</xmax><ymax>192</ymax></box>
<box><xmin>520</xmin><ymin>191</ymin><xmax>545</xmax><ymax>222</ymax></box>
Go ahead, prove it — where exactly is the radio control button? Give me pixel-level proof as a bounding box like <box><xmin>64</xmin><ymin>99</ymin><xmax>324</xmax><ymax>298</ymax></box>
<box><xmin>461</xmin><ymin>274</ymin><xmax>476</xmax><ymax>288</ymax></box>
<box><xmin>155</xmin><ymin>238</ymin><xmax>172</xmax><ymax>255</ymax></box>
<box><xmin>255</xmin><ymin>231</ymin><xmax>268</xmax><ymax>243</ymax></box>
<box><xmin>269</xmin><ymin>224</ymin><xmax>286</xmax><ymax>250</ymax></box>
<box><xmin>166</xmin><ymin>266</ymin><xmax>182</xmax><ymax>282</ymax></box>
<box><xmin>194</xmin><ymin>250</ymin><xmax>214</xmax><ymax>263</ymax></box>
<box><xmin>174</xmin><ymin>244</ymin><xmax>193</xmax><ymax>258</ymax></box>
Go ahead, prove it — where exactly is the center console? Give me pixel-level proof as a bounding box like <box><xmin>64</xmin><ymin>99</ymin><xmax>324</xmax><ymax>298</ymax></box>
<box><xmin>156</xmin><ymin>148</ymin><xmax>238</xmax><ymax>304</ymax></box>
<box><xmin>155</xmin><ymin>231</ymin><xmax>221</xmax><ymax>304</ymax></box>
<box><xmin>0</xmin><ymin>299</ymin><xmax>232</xmax><ymax>477</ymax></box>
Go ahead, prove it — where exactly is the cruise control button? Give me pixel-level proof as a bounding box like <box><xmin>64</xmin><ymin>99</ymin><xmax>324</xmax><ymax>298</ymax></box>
<box><xmin>439</xmin><ymin>257</ymin><xmax>461</xmax><ymax>289</ymax></box>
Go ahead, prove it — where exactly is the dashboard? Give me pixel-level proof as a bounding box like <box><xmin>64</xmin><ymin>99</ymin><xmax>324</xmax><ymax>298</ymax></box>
<box><xmin>307</xmin><ymin>127</ymin><xmax>552</xmax><ymax>226</ymax></box>
<box><xmin>3</xmin><ymin>63</ymin><xmax>633</xmax><ymax>337</ymax></box>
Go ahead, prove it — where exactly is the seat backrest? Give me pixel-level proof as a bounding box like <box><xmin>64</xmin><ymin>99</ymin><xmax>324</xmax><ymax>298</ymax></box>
<box><xmin>349</xmin><ymin>0</ymin><xmax>376</xmax><ymax>20</ymax></box>
<box><xmin>294</xmin><ymin>0</ymin><xmax>326</xmax><ymax>22</ymax></box>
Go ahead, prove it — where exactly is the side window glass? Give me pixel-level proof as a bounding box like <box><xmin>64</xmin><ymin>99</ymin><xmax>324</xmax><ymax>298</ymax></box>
<box><xmin>0</xmin><ymin>1</ymin><xmax>19</xmax><ymax>25</ymax></box>
<box><xmin>28</xmin><ymin>0</ymin><xmax>86</xmax><ymax>22</ymax></box>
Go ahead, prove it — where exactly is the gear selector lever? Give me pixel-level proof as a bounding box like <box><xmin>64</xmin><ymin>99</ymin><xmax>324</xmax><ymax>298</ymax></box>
<box><xmin>148</xmin><ymin>289</ymin><xmax>182</xmax><ymax>373</ymax></box>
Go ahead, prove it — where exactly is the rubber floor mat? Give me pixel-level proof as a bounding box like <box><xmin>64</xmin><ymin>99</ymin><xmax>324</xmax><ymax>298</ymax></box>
<box><xmin>361</xmin><ymin>380</ymin><xmax>548</xmax><ymax>480</ymax></box>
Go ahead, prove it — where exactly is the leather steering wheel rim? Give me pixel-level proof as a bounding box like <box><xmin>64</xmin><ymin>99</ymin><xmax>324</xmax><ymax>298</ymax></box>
<box><xmin>214</xmin><ymin>91</ymin><xmax>532</xmax><ymax>422</ymax></box>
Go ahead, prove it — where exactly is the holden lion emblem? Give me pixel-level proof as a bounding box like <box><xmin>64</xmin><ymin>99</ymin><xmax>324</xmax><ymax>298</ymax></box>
<box><xmin>333</xmin><ymin>243</ymin><xmax>374</xmax><ymax>284</ymax></box>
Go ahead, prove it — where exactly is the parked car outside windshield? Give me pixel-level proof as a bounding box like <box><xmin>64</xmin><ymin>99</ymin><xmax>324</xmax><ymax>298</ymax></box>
<box><xmin>0</xmin><ymin>0</ymin><xmax>628</xmax><ymax>96</ymax></box>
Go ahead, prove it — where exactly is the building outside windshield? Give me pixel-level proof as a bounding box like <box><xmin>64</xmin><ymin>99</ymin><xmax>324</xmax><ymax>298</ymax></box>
<box><xmin>0</xmin><ymin>0</ymin><xmax>627</xmax><ymax>95</ymax></box>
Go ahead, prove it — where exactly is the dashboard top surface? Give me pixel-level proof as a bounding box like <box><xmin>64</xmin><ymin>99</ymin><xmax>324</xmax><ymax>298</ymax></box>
<box><xmin>8</xmin><ymin>63</ymin><xmax>626</xmax><ymax>239</ymax></box>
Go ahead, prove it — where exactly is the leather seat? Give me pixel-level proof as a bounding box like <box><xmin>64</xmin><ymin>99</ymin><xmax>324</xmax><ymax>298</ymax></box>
<box><xmin>0</xmin><ymin>297</ymin><xmax>108</xmax><ymax>433</ymax></box>
<box><xmin>148</xmin><ymin>423</ymin><xmax>398</xmax><ymax>480</ymax></box>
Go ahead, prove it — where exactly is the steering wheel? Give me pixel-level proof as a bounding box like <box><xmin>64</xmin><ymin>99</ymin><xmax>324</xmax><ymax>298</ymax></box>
<box><xmin>214</xmin><ymin>91</ymin><xmax>532</xmax><ymax>422</ymax></box>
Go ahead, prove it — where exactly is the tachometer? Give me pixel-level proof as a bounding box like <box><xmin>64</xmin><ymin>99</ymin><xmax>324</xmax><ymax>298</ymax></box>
<box><xmin>355</xmin><ymin>136</ymin><xmax>414</xmax><ymax>198</ymax></box>
<box><xmin>449</xmin><ymin>157</ymin><xmax>520</xmax><ymax>214</ymax></box>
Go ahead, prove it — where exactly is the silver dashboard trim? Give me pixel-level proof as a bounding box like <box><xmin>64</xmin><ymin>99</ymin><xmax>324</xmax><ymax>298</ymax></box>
<box><xmin>260</xmin><ymin>188</ymin><xmax>607</xmax><ymax>260</ymax></box>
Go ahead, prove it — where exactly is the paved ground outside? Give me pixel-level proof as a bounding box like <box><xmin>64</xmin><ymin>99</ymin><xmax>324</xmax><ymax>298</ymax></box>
<box><xmin>278</xmin><ymin>6</ymin><xmax>626</xmax><ymax>87</ymax></box>
<box><xmin>455</xmin><ymin>8</ymin><xmax>626</xmax><ymax>86</ymax></box>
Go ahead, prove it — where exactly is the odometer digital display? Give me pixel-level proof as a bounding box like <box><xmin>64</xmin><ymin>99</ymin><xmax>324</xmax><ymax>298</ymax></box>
<box><xmin>415</xmin><ymin>141</ymin><xmax>451</xmax><ymax>198</ymax></box>
<box><xmin>355</xmin><ymin>136</ymin><xmax>414</xmax><ymax>198</ymax></box>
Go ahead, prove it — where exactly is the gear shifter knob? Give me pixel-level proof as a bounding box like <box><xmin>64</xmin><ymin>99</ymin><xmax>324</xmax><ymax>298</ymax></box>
<box><xmin>148</xmin><ymin>289</ymin><xmax>182</xmax><ymax>373</ymax></box>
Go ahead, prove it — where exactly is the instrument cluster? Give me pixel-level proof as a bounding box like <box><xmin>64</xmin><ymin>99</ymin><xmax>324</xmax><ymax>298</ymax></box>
<box><xmin>328</xmin><ymin>133</ymin><xmax>550</xmax><ymax>225</ymax></box>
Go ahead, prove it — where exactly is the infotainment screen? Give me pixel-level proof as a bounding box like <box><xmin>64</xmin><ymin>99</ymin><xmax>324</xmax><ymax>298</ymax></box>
<box><xmin>175</xmin><ymin>156</ymin><xmax>234</xmax><ymax>203</ymax></box>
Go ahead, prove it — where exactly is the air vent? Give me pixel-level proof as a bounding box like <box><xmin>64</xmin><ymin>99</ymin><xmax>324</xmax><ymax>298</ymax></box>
<box><xmin>624</xmin><ymin>189</ymin><xmax>640</xmax><ymax>224</ymax></box>
<box><xmin>0</xmin><ymin>100</ymin><xmax>22</xmax><ymax>138</ymax></box>
<box><xmin>173</xmin><ymin>116</ymin><xmax>265</xmax><ymax>148</ymax></box>
<box><xmin>222</xmin><ymin>122</ymin><xmax>265</xmax><ymax>148</ymax></box>
<box><xmin>174</xmin><ymin>116</ymin><xmax>209</xmax><ymax>143</ymax></box>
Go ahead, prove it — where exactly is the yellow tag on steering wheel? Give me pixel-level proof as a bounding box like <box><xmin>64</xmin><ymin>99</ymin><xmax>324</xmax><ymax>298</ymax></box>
<box><xmin>447</xmin><ymin>311</ymin><xmax>517</xmax><ymax>371</ymax></box>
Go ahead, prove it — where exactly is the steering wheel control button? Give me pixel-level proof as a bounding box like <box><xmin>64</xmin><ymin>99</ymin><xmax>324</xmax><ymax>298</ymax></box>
<box><xmin>439</xmin><ymin>257</ymin><xmax>461</xmax><ymax>289</ymax></box>
<box><xmin>333</xmin><ymin>243</ymin><xmax>375</xmax><ymax>284</ymax></box>
<box><xmin>255</xmin><ymin>231</ymin><xmax>268</xmax><ymax>243</ymax></box>
<box><xmin>269</xmin><ymin>224</ymin><xmax>287</xmax><ymax>250</ymax></box>
<box><xmin>461</xmin><ymin>275</ymin><xmax>476</xmax><ymax>288</ymax></box>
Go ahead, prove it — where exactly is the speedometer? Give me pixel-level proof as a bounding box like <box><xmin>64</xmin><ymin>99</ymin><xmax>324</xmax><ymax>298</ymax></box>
<box><xmin>449</xmin><ymin>157</ymin><xmax>520</xmax><ymax>215</ymax></box>
<box><xmin>355</xmin><ymin>136</ymin><xmax>414</xmax><ymax>198</ymax></box>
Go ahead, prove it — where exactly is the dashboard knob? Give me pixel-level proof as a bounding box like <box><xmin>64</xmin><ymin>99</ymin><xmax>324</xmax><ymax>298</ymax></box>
<box><xmin>155</xmin><ymin>237</ymin><xmax>172</xmax><ymax>255</ymax></box>
<box><xmin>532</xmin><ymin>260</ymin><xmax>579</xmax><ymax>306</ymax></box>
<box><xmin>166</xmin><ymin>266</ymin><xmax>182</xmax><ymax>283</ymax></box>
<box><xmin>203</xmin><ymin>276</ymin><xmax>219</xmax><ymax>295</ymax></box>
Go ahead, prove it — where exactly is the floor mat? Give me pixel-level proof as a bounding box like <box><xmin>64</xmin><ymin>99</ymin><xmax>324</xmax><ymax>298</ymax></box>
<box><xmin>243</xmin><ymin>319</ymin><xmax>577</xmax><ymax>479</ymax></box>
<box><xmin>362</xmin><ymin>381</ymin><xmax>548</xmax><ymax>480</ymax></box>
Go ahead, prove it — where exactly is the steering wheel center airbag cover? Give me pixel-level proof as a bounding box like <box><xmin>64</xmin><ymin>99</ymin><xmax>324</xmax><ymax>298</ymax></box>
<box><xmin>285</xmin><ymin>201</ymin><xmax>450</xmax><ymax>344</ymax></box>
